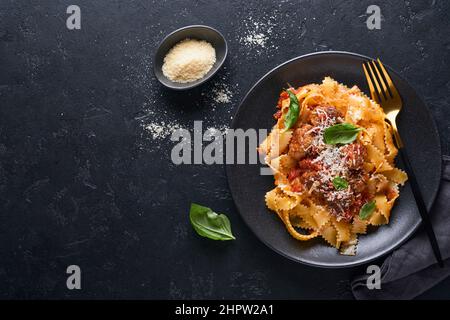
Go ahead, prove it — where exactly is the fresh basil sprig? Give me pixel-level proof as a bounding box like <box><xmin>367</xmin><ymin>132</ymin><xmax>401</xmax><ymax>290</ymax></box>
<box><xmin>359</xmin><ymin>200</ymin><xmax>376</xmax><ymax>220</ymax></box>
<box><xmin>189</xmin><ymin>203</ymin><xmax>236</xmax><ymax>241</ymax></box>
<box><xmin>332</xmin><ymin>176</ymin><xmax>348</xmax><ymax>190</ymax></box>
<box><xmin>284</xmin><ymin>90</ymin><xmax>300</xmax><ymax>130</ymax></box>
<box><xmin>323</xmin><ymin>123</ymin><xmax>362</xmax><ymax>145</ymax></box>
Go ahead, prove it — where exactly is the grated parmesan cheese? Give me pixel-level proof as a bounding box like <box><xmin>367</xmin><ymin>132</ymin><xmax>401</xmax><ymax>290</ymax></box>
<box><xmin>162</xmin><ymin>38</ymin><xmax>216</xmax><ymax>83</ymax></box>
<box><xmin>305</xmin><ymin>108</ymin><xmax>355</xmax><ymax>213</ymax></box>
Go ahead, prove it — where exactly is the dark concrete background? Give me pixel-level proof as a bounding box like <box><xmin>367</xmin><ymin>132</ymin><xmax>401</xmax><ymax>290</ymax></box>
<box><xmin>0</xmin><ymin>0</ymin><xmax>449</xmax><ymax>299</ymax></box>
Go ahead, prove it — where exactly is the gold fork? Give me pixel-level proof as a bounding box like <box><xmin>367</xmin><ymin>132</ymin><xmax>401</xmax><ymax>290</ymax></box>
<box><xmin>363</xmin><ymin>59</ymin><xmax>443</xmax><ymax>267</ymax></box>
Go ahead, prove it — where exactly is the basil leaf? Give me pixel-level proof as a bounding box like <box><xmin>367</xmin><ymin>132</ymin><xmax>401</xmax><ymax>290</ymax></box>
<box><xmin>359</xmin><ymin>200</ymin><xmax>376</xmax><ymax>220</ymax></box>
<box><xmin>332</xmin><ymin>176</ymin><xmax>348</xmax><ymax>190</ymax></box>
<box><xmin>323</xmin><ymin>123</ymin><xmax>362</xmax><ymax>145</ymax></box>
<box><xmin>284</xmin><ymin>90</ymin><xmax>300</xmax><ymax>130</ymax></box>
<box><xmin>189</xmin><ymin>203</ymin><xmax>236</xmax><ymax>241</ymax></box>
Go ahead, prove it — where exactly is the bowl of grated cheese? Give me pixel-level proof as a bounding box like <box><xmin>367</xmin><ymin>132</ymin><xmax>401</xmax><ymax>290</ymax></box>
<box><xmin>154</xmin><ymin>25</ymin><xmax>227</xmax><ymax>90</ymax></box>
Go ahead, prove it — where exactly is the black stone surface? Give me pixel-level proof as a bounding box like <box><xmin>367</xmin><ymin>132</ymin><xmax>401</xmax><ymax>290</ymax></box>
<box><xmin>0</xmin><ymin>0</ymin><xmax>449</xmax><ymax>299</ymax></box>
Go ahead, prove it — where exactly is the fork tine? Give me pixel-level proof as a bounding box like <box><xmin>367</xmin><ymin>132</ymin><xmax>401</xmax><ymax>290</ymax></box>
<box><xmin>376</xmin><ymin>58</ymin><xmax>400</xmax><ymax>99</ymax></box>
<box><xmin>365</xmin><ymin>61</ymin><xmax>384</xmax><ymax>102</ymax></box>
<box><xmin>371</xmin><ymin>60</ymin><xmax>389</xmax><ymax>99</ymax></box>
<box><xmin>362</xmin><ymin>63</ymin><xmax>379</xmax><ymax>103</ymax></box>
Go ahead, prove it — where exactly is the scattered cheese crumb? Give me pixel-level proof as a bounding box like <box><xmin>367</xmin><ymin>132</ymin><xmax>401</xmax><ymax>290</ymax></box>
<box><xmin>144</xmin><ymin>121</ymin><xmax>181</xmax><ymax>140</ymax></box>
<box><xmin>238</xmin><ymin>15</ymin><xmax>279</xmax><ymax>55</ymax></box>
<box><xmin>206</xmin><ymin>125</ymin><xmax>229</xmax><ymax>136</ymax></box>
<box><xmin>211</xmin><ymin>83</ymin><xmax>233</xmax><ymax>104</ymax></box>
<box><xmin>243</xmin><ymin>32</ymin><xmax>268</xmax><ymax>47</ymax></box>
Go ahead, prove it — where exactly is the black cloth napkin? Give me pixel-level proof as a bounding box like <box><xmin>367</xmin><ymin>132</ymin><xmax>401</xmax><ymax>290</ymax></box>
<box><xmin>351</xmin><ymin>155</ymin><xmax>450</xmax><ymax>299</ymax></box>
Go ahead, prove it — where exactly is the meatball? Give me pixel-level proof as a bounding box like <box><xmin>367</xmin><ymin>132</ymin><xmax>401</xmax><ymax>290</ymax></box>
<box><xmin>348</xmin><ymin>171</ymin><xmax>369</xmax><ymax>193</ymax></box>
<box><xmin>341</xmin><ymin>142</ymin><xmax>367</xmax><ymax>170</ymax></box>
<box><xmin>310</xmin><ymin>106</ymin><xmax>343</xmax><ymax>126</ymax></box>
<box><xmin>288</xmin><ymin>124</ymin><xmax>315</xmax><ymax>160</ymax></box>
<box><xmin>297</xmin><ymin>158</ymin><xmax>322</xmax><ymax>173</ymax></box>
<box><xmin>287</xmin><ymin>159</ymin><xmax>322</xmax><ymax>193</ymax></box>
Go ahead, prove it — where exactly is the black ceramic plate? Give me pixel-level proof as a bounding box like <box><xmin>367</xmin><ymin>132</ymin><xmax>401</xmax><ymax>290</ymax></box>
<box><xmin>226</xmin><ymin>51</ymin><xmax>441</xmax><ymax>268</ymax></box>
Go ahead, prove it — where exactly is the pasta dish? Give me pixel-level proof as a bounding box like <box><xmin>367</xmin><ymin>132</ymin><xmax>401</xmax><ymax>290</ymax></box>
<box><xmin>258</xmin><ymin>77</ymin><xmax>407</xmax><ymax>255</ymax></box>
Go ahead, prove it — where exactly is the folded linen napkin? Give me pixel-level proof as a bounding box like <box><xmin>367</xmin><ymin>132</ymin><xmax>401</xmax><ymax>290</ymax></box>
<box><xmin>351</xmin><ymin>155</ymin><xmax>450</xmax><ymax>299</ymax></box>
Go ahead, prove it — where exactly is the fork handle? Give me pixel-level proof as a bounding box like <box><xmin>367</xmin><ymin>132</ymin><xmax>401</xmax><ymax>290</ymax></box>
<box><xmin>398</xmin><ymin>147</ymin><xmax>444</xmax><ymax>267</ymax></box>
<box><xmin>389</xmin><ymin>120</ymin><xmax>404</xmax><ymax>149</ymax></box>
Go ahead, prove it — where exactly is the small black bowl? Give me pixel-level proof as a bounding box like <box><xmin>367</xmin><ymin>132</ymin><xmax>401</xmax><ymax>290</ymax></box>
<box><xmin>154</xmin><ymin>25</ymin><xmax>228</xmax><ymax>90</ymax></box>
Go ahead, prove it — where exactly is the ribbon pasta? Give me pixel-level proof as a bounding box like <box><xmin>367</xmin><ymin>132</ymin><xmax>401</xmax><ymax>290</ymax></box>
<box><xmin>259</xmin><ymin>77</ymin><xmax>407</xmax><ymax>255</ymax></box>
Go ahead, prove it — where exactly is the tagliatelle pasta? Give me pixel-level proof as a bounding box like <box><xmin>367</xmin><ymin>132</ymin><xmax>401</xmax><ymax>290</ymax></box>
<box><xmin>258</xmin><ymin>77</ymin><xmax>407</xmax><ymax>255</ymax></box>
